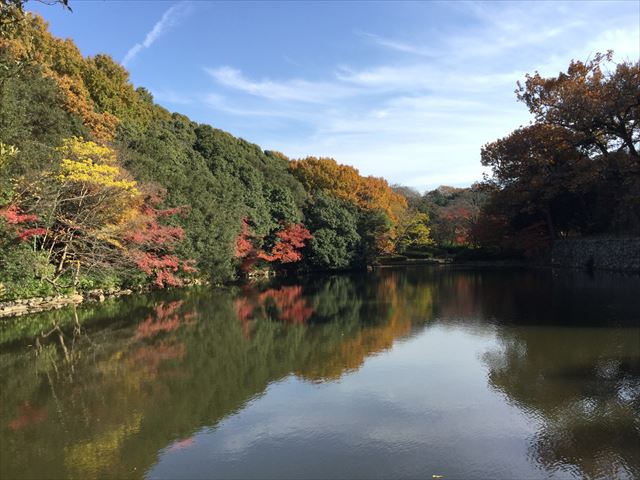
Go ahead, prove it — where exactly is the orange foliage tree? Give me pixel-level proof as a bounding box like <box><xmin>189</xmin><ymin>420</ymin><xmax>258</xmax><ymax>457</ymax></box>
<box><xmin>289</xmin><ymin>157</ymin><xmax>407</xmax><ymax>254</ymax></box>
<box><xmin>516</xmin><ymin>51</ymin><xmax>638</xmax><ymax>162</ymax></box>
<box><xmin>480</xmin><ymin>52</ymin><xmax>640</xmax><ymax>244</ymax></box>
<box><xmin>289</xmin><ymin>157</ymin><xmax>407</xmax><ymax>222</ymax></box>
<box><xmin>1</xmin><ymin>13</ymin><xmax>159</xmax><ymax>141</ymax></box>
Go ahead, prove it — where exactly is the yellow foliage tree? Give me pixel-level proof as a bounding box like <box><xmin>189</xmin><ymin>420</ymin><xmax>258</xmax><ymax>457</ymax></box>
<box><xmin>53</xmin><ymin>137</ymin><xmax>141</xmax><ymax>255</ymax></box>
<box><xmin>57</xmin><ymin>137</ymin><xmax>137</xmax><ymax>193</ymax></box>
<box><xmin>14</xmin><ymin>137</ymin><xmax>144</xmax><ymax>279</ymax></box>
<box><xmin>394</xmin><ymin>211</ymin><xmax>434</xmax><ymax>253</ymax></box>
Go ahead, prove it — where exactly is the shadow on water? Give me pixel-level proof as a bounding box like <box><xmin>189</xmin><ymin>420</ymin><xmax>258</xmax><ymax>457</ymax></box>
<box><xmin>0</xmin><ymin>267</ymin><xmax>638</xmax><ymax>479</ymax></box>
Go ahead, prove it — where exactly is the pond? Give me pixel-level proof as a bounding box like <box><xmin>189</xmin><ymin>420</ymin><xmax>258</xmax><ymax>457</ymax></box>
<box><xmin>1</xmin><ymin>267</ymin><xmax>639</xmax><ymax>479</ymax></box>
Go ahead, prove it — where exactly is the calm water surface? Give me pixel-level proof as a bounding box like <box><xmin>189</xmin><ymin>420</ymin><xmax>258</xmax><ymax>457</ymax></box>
<box><xmin>1</xmin><ymin>267</ymin><xmax>639</xmax><ymax>479</ymax></box>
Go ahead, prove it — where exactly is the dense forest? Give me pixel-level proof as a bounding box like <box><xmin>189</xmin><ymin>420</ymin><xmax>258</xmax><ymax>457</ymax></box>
<box><xmin>1</xmin><ymin>2</ymin><xmax>638</xmax><ymax>301</ymax></box>
<box><xmin>0</xmin><ymin>5</ymin><xmax>432</xmax><ymax>300</ymax></box>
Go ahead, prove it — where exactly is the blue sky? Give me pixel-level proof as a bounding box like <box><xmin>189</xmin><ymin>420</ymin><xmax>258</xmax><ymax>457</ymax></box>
<box><xmin>29</xmin><ymin>1</ymin><xmax>639</xmax><ymax>190</ymax></box>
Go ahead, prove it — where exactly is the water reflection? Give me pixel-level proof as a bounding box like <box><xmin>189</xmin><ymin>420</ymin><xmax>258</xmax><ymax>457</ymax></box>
<box><xmin>0</xmin><ymin>267</ymin><xmax>638</xmax><ymax>479</ymax></box>
<box><xmin>485</xmin><ymin>326</ymin><xmax>640</xmax><ymax>478</ymax></box>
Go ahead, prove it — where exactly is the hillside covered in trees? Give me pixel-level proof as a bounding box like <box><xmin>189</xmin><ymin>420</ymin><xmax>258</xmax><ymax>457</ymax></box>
<box><xmin>0</xmin><ymin>7</ymin><xmax>432</xmax><ymax>300</ymax></box>
<box><xmin>1</xmin><ymin>2</ymin><xmax>638</xmax><ymax>301</ymax></box>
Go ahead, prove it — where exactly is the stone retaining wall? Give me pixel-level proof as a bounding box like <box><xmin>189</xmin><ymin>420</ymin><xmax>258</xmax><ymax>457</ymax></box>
<box><xmin>551</xmin><ymin>236</ymin><xmax>640</xmax><ymax>273</ymax></box>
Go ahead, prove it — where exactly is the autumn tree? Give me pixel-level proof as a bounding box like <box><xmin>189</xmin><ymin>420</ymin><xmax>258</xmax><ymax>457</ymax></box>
<box><xmin>516</xmin><ymin>51</ymin><xmax>639</xmax><ymax>162</ymax></box>
<box><xmin>123</xmin><ymin>188</ymin><xmax>196</xmax><ymax>288</ymax></box>
<box><xmin>400</xmin><ymin>185</ymin><xmax>486</xmax><ymax>246</ymax></box>
<box><xmin>289</xmin><ymin>157</ymin><xmax>407</xmax><ymax>222</ymax></box>
<box><xmin>233</xmin><ymin>217</ymin><xmax>312</xmax><ymax>274</ymax></box>
<box><xmin>2</xmin><ymin>138</ymin><xmax>137</xmax><ymax>284</ymax></box>
<box><xmin>0</xmin><ymin>12</ymin><xmax>155</xmax><ymax>142</ymax></box>
<box><xmin>257</xmin><ymin>223</ymin><xmax>312</xmax><ymax>264</ymax></box>
<box><xmin>2</xmin><ymin>137</ymin><xmax>194</xmax><ymax>293</ymax></box>
<box><xmin>394</xmin><ymin>211</ymin><xmax>433</xmax><ymax>253</ymax></box>
<box><xmin>481</xmin><ymin>124</ymin><xmax>591</xmax><ymax>239</ymax></box>
<box><xmin>481</xmin><ymin>52</ymin><xmax>640</xmax><ymax>242</ymax></box>
<box><xmin>289</xmin><ymin>157</ymin><xmax>407</xmax><ymax>257</ymax></box>
<box><xmin>1</xmin><ymin>0</ymin><xmax>70</xmax><ymax>27</ymax></box>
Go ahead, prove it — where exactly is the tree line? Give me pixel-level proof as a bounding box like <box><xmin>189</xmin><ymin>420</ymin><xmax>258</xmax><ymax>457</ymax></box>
<box><xmin>0</xmin><ymin>7</ymin><xmax>432</xmax><ymax>299</ymax></box>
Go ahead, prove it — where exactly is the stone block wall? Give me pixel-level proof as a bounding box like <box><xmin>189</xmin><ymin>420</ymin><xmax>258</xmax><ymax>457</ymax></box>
<box><xmin>551</xmin><ymin>237</ymin><xmax>640</xmax><ymax>273</ymax></box>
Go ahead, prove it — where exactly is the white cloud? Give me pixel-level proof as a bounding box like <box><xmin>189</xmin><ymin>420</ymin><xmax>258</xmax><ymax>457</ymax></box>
<box><xmin>204</xmin><ymin>93</ymin><xmax>302</xmax><ymax>118</ymax></box>
<box><xmin>122</xmin><ymin>2</ymin><xmax>192</xmax><ymax>67</ymax></box>
<box><xmin>335</xmin><ymin>64</ymin><xmax>521</xmax><ymax>95</ymax></box>
<box><xmin>205</xmin><ymin>66</ymin><xmax>357</xmax><ymax>103</ymax></box>
<box><xmin>584</xmin><ymin>27</ymin><xmax>640</xmax><ymax>63</ymax></box>
<box><xmin>358</xmin><ymin>31</ymin><xmax>439</xmax><ymax>57</ymax></box>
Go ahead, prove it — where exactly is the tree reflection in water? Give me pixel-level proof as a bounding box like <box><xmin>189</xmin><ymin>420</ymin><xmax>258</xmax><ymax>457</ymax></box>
<box><xmin>0</xmin><ymin>268</ymin><xmax>638</xmax><ymax>480</ymax></box>
<box><xmin>0</xmin><ymin>272</ymin><xmax>432</xmax><ymax>479</ymax></box>
<box><xmin>420</xmin><ymin>267</ymin><xmax>640</xmax><ymax>478</ymax></box>
<box><xmin>484</xmin><ymin>327</ymin><xmax>640</xmax><ymax>479</ymax></box>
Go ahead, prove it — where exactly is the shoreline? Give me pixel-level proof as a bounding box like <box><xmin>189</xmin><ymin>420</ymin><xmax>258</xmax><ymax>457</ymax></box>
<box><xmin>2</xmin><ymin>258</ymin><xmax>638</xmax><ymax>319</ymax></box>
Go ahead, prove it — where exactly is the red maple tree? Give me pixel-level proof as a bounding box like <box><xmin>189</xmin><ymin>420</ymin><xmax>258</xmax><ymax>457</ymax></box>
<box><xmin>258</xmin><ymin>224</ymin><xmax>312</xmax><ymax>263</ymax></box>
<box><xmin>126</xmin><ymin>195</ymin><xmax>196</xmax><ymax>288</ymax></box>
<box><xmin>1</xmin><ymin>205</ymin><xmax>47</xmax><ymax>242</ymax></box>
<box><xmin>234</xmin><ymin>219</ymin><xmax>312</xmax><ymax>273</ymax></box>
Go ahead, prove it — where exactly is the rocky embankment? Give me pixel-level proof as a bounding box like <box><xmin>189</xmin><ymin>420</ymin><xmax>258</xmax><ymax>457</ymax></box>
<box><xmin>0</xmin><ymin>280</ymin><xmax>207</xmax><ymax>318</ymax></box>
<box><xmin>0</xmin><ymin>288</ymin><xmax>134</xmax><ymax>318</ymax></box>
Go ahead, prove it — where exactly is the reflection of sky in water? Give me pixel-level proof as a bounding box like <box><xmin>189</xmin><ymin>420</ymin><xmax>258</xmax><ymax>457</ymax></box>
<box><xmin>149</xmin><ymin>326</ymin><xmax>547</xmax><ymax>479</ymax></box>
